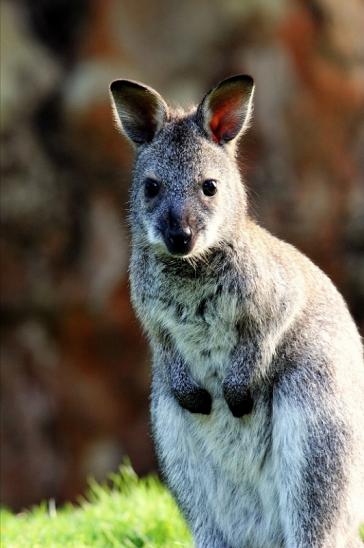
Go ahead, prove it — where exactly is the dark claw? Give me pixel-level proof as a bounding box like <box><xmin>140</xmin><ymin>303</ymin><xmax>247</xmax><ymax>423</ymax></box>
<box><xmin>226</xmin><ymin>394</ymin><xmax>254</xmax><ymax>417</ymax></box>
<box><xmin>223</xmin><ymin>387</ymin><xmax>254</xmax><ymax>418</ymax></box>
<box><xmin>174</xmin><ymin>387</ymin><xmax>212</xmax><ymax>415</ymax></box>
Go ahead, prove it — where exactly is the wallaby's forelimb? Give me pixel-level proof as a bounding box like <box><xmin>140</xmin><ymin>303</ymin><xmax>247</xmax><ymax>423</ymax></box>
<box><xmin>169</xmin><ymin>357</ymin><xmax>212</xmax><ymax>415</ymax></box>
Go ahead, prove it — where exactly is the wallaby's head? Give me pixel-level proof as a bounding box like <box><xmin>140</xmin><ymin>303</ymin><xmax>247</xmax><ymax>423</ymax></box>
<box><xmin>110</xmin><ymin>75</ymin><xmax>254</xmax><ymax>258</ymax></box>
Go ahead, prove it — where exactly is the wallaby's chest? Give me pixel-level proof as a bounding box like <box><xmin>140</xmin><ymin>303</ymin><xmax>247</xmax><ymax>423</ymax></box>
<box><xmin>135</xmin><ymin>265</ymin><xmax>241</xmax><ymax>389</ymax></box>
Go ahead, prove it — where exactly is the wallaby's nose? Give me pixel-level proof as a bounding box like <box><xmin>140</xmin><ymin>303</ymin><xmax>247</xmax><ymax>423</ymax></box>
<box><xmin>167</xmin><ymin>226</ymin><xmax>192</xmax><ymax>255</ymax></box>
<box><xmin>164</xmin><ymin>209</ymin><xmax>194</xmax><ymax>255</ymax></box>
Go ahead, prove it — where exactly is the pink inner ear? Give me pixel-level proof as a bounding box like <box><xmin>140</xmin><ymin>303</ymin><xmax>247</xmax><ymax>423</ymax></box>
<box><xmin>209</xmin><ymin>95</ymin><xmax>242</xmax><ymax>143</ymax></box>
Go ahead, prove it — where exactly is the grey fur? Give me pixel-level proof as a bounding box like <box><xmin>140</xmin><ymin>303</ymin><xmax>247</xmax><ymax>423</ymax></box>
<box><xmin>110</xmin><ymin>75</ymin><xmax>364</xmax><ymax>547</ymax></box>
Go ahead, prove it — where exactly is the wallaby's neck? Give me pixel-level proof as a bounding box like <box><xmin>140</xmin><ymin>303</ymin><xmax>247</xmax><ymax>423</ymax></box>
<box><xmin>141</xmin><ymin>215</ymin><xmax>265</xmax><ymax>286</ymax></box>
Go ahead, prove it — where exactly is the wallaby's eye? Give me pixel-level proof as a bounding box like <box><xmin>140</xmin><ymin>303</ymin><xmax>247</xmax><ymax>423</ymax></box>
<box><xmin>144</xmin><ymin>178</ymin><xmax>161</xmax><ymax>199</ymax></box>
<box><xmin>202</xmin><ymin>179</ymin><xmax>217</xmax><ymax>197</ymax></box>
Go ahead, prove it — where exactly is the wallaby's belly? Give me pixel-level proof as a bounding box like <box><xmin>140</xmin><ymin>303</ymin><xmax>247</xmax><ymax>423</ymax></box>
<box><xmin>193</xmin><ymin>400</ymin><xmax>281</xmax><ymax>548</ymax></box>
<box><xmin>152</xmin><ymin>381</ymin><xmax>283</xmax><ymax>548</ymax></box>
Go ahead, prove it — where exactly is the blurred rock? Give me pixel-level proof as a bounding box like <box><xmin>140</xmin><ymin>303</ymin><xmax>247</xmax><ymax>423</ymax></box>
<box><xmin>0</xmin><ymin>2</ymin><xmax>60</xmax><ymax>130</ymax></box>
<box><xmin>84</xmin><ymin>192</ymin><xmax>128</xmax><ymax>309</ymax></box>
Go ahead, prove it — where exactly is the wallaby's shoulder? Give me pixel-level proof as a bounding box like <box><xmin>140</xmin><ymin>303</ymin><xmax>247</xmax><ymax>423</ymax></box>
<box><xmin>245</xmin><ymin>220</ymin><xmax>340</xmax><ymax>297</ymax></box>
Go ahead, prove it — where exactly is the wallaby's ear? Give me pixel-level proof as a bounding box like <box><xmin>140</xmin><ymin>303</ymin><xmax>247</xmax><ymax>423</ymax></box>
<box><xmin>197</xmin><ymin>75</ymin><xmax>254</xmax><ymax>145</ymax></box>
<box><xmin>110</xmin><ymin>80</ymin><xmax>168</xmax><ymax>145</ymax></box>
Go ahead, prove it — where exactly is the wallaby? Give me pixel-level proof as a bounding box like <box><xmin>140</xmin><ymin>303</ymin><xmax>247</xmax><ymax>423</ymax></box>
<box><xmin>110</xmin><ymin>75</ymin><xmax>364</xmax><ymax>548</ymax></box>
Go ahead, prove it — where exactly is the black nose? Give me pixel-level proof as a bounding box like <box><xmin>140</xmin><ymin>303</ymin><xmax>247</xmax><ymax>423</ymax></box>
<box><xmin>166</xmin><ymin>226</ymin><xmax>193</xmax><ymax>255</ymax></box>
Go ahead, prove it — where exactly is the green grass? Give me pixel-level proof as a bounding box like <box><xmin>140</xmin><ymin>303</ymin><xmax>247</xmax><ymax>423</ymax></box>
<box><xmin>0</xmin><ymin>464</ymin><xmax>192</xmax><ymax>547</ymax></box>
<box><xmin>2</xmin><ymin>464</ymin><xmax>363</xmax><ymax>547</ymax></box>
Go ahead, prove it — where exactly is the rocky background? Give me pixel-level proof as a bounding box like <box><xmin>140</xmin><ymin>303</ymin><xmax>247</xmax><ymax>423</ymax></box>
<box><xmin>1</xmin><ymin>0</ymin><xmax>363</xmax><ymax>510</ymax></box>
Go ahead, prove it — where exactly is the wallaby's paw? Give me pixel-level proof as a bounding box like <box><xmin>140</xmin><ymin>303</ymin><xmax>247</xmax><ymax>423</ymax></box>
<box><xmin>175</xmin><ymin>387</ymin><xmax>212</xmax><ymax>415</ymax></box>
<box><xmin>223</xmin><ymin>388</ymin><xmax>254</xmax><ymax>418</ymax></box>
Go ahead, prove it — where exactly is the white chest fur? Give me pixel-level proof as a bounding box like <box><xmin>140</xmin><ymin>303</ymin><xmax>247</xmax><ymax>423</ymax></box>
<box><xmin>149</xmin><ymin>279</ymin><xmax>241</xmax><ymax>394</ymax></box>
